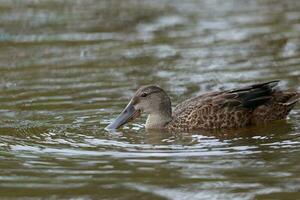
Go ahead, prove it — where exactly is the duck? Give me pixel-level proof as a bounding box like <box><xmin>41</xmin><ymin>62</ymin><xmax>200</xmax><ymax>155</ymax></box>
<box><xmin>105</xmin><ymin>80</ymin><xmax>299</xmax><ymax>131</ymax></box>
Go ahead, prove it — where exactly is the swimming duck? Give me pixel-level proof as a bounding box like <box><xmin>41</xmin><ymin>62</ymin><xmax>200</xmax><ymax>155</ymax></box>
<box><xmin>106</xmin><ymin>80</ymin><xmax>299</xmax><ymax>131</ymax></box>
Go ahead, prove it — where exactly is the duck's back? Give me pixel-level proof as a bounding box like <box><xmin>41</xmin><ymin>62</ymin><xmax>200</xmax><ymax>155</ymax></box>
<box><xmin>167</xmin><ymin>81</ymin><xmax>299</xmax><ymax>130</ymax></box>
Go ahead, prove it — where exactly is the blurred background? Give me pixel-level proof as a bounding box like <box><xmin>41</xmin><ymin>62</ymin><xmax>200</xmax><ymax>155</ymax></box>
<box><xmin>0</xmin><ymin>0</ymin><xmax>299</xmax><ymax>199</ymax></box>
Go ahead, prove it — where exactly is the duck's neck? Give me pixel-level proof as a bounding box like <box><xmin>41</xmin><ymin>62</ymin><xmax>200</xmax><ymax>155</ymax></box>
<box><xmin>145</xmin><ymin>91</ymin><xmax>172</xmax><ymax>129</ymax></box>
<box><xmin>145</xmin><ymin>112</ymin><xmax>172</xmax><ymax>129</ymax></box>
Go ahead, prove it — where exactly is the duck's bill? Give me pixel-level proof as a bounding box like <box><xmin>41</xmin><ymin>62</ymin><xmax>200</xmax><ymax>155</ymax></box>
<box><xmin>105</xmin><ymin>101</ymin><xmax>141</xmax><ymax>130</ymax></box>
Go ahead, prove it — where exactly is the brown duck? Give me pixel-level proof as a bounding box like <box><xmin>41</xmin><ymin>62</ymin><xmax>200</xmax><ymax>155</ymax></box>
<box><xmin>106</xmin><ymin>81</ymin><xmax>299</xmax><ymax>131</ymax></box>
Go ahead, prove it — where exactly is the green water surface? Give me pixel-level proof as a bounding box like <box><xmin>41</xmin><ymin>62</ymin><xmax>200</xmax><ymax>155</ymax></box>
<box><xmin>0</xmin><ymin>0</ymin><xmax>300</xmax><ymax>199</ymax></box>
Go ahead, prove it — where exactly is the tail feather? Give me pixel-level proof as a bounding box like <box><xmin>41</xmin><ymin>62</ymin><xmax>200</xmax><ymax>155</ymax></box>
<box><xmin>284</xmin><ymin>93</ymin><xmax>300</xmax><ymax>107</ymax></box>
<box><xmin>251</xmin><ymin>91</ymin><xmax>299</xmax><ymax>125</ymax></box>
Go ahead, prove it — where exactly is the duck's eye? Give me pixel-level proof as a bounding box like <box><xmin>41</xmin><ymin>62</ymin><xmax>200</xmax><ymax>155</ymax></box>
<box><xmin>141</xmin><ymin>92</ymin><xmax>148</xmax><ymax>97</ymax></box>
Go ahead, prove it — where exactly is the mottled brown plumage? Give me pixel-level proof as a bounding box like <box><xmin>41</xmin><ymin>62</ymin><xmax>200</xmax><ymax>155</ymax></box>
<box><xmin>166</xmin><ymin>81</ymin><xmax>299</xmax><ymax>130</ymax></box>
<box><xmin>106</xmin><ymin>81</ymin><xmax>299</xmax><ymax>131</ymax></box>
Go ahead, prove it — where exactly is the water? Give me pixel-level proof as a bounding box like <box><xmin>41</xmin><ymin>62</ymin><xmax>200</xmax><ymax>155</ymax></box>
<box><xmin>0</xmin><ymin>0</ymin><xmax>300</xmax><ymax>199</ymax></box>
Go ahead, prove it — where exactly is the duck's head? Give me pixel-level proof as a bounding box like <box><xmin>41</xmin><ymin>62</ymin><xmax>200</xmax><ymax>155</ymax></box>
<box><xmin>105</xmin><ymin>85</ymin><xmax>172</xmax><ymax>130</ymax></box>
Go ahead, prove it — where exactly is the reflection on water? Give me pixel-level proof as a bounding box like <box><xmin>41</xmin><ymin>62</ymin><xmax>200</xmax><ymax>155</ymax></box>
<box><xmin>0</xmin><ymin>0</ymin><xmax>300</xmax><ymax>199</ymax></box>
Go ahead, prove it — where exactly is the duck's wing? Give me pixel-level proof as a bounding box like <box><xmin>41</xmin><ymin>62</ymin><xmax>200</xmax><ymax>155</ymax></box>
<box><xmin>173</xmin><ymin>80</ymin><xmax>279</xmax><ymax>116</ymax></box>
<box><xmin>227</xmin><ymin>80</ymin><xmax>299</xmax><ymax>124</ymax></box>
<box><xmin>172</xmin><ymin>91</ymin><xmax>222</xmax><ymax>117</ymax></box>
<box><xmin>224</xmin><ymin>80</ymin><xmax>280</xmax><ymax>108</ymax></box>
<box><xmin>169</xmin><ymin>80</ymin><xmax>295</xmax><ymax>130</ymax></box>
